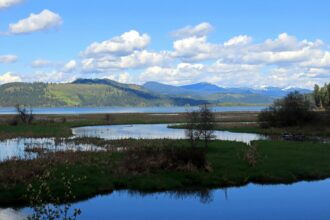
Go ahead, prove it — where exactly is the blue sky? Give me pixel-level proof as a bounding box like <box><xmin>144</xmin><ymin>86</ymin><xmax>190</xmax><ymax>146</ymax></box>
<box><xmin>0</xmin><ymin>0</ymin><xmax>329</xmax><ymax>88</ymax></box>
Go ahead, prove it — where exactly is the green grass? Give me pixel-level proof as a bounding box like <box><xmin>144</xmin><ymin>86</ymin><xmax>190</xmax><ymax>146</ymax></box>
<box><xmin>0</xmin><ymin>121</ymin><xmax>101</xmax><ymax>139</ymax></box>
<box><xmin>2</xmin><ymin>139</ymin><xmax>330</xmax><ymax>206</ymax></box>
<box><xmin>0</xmin><ymin>114</ymin><xmax>185</xmax><ymax>139</ymax></box>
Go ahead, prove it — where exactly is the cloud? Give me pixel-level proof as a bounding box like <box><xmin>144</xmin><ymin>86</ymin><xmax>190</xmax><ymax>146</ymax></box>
<box><xmin>0</xmin><ymin>0</ymin><xmax>23</xmax><ymax>9</ymax></box>
<box><xmin>80</xmin><ymin>31</ymin><xmax>171</xmax><ymax>73</ymax></box>
<box><xmin>104</xmin><ymin>72</ymin><xmax>132</xmax><ymax>83</ymax></box>
<box><xmin>9</xmin><ymin>9</ymin><xmax>62</xmax><ymax>34</ymax></box>
<box><xmin>31</xmin><ymin>59</ymin><xmax>53</xmax><ymax>68</ymax></box>
<box><xmin>171</xmin><ymin>22</ymin><xmax>213</xmax><ymax>39</ymax></box>
<box><xmin>224</xmin><ymin>35</ymin><xmax>252</xmax><ymax>47</ymax></box>
<box><xmin>82</xmin><ymin>50</ymin><xmax>171</xmax><ymax>72</ymax></box>
<box><xmin>140</xmin><ymin>63</ymin><xmax>204</xmax><ymax>85</ymax></box>
<box><xmin>17</xmin><ymin>23</ymin><xmax>330</xmax><ymax>89</ymax></box>
<box><xmin>62</xmin><ymin>60</ymin><xmax>77</xmax><ymax>72</ymax></box>
<box><xmin>30</xmin><ymin>70</ymin><xmax>77</xmax><ymax>83</ymax></box>
<box><xmin>0</xmin><ymin>55</ymin><xmax>17</xmax><ymax>63</ymax></box>
<box><xmin>82</xmin><ymin>30</ymin><xmax>150</xmax><ymax>57</ymax></box>
<box><xmin>172</xmin><ymin>36</ymin><xmax>219</xmax><ymax>62</ymax></box>
<box><xmin>0</xmin><ymin>72</ymin><xmax>21</xmax><ymax>84</ymax></box>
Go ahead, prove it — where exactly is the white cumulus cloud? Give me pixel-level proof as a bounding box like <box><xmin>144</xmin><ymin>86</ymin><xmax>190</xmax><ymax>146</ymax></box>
<box><xmin>0</xmin><ymin>72</ymin><xmax>21</xmax><ymax>84</ymax></box>
<box><xmin>171</xmin><ymin>22</ymin><xmax>213</xmax><ymax>39</ymax></box>
<box><xmin>224</xmin><ymin>35</ymin><xmax>252</xmax><ymax>47</ymax></box>
<box><xmin>82</xmin><ymin>30</ymin><xmax>150</xmax><ymax>57</ymax></box>
<box><xmin>9</xmin><ymin>9</ymin><xmax>62</xmax><ymax>34</ymax></box>
<box><xmin>62</xmin><ymin>60</ymin><xmax>77</xmax><ymax>72</ymax></box>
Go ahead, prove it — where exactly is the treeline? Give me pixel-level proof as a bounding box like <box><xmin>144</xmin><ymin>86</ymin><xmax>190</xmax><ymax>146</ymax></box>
<box><xmin>313</xmin><ymin>83</ymin><xmax>330</xmax><ymax>109</ymax></box>
<box><xmin>259</xmin><ymin>83</ymin><xmax>330</xmax><ymax>128</ymax></box>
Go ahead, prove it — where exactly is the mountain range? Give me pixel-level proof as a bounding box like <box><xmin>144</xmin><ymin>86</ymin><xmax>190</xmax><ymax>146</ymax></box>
<box><xmin>0</xmin><ymin>78</ymin><xmax>311</xmax><ymax>107</ymax></box>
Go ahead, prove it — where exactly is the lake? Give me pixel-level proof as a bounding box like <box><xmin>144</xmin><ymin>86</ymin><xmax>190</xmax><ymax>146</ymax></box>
<box><xmin>5</xmin><ymin>178</ymin><xmax>330</xmax><ymax>220</ymax></box>
<box><xmin>0</xmin><ymin>106</ymin><xmax>266</xmax><ymax>115</ymax></box>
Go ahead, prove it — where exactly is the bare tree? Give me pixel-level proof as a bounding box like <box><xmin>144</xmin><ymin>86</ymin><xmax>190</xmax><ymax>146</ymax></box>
<box><xmin>185</xmin><ymin>105</ymin><xmax>215</xmax><ymax>148</ymax></box>
<box><xmin>15</xmin><ymin>104</ymin><xmax>34</xmax><ymax>125</ymax></box>
<box><xmin>185</xmin><ymin>110</ymin><xmax>200</xmax><ymax>147</ymax></box>
<box><xmin>197</xmin><ymin>105</ymin><xmax>215</xmax><ymax>148</ymax></box>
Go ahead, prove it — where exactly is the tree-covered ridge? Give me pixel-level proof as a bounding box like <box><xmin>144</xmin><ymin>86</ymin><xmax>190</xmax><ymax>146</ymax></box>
<box><xmin>0</xmin><ymin>81</ymin><xmax>208</xmax><ymax>107</ymax></box>
<box><xmin>0</xmin><ymin>79</ymin><xmax>290</xmax><ymax>107</ymax></box>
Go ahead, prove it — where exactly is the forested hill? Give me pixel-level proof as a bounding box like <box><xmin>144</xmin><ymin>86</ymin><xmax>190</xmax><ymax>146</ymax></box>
<box><xmin>0</xmin><ymin>79</ymin><xmax>309</xmax><ymax>107</ymax></box>
<box><xmin>0</xmin><ymin>81</ymin><xmax>207</xmax><ymax>107</ymax></box>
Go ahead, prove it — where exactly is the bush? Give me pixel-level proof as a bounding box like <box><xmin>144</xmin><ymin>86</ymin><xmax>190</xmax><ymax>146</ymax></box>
<box><xmin>258</xmin><ymin>91</ymin><xmax>314</xmax><ymax>127</ymax></box>
<box><xmin>120</xmin><ymin>145</ymin><xmax>208</xmax><ymax>174</ymax></box>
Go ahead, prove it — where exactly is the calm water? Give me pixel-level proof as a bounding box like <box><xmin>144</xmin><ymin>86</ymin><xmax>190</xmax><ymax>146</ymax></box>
<box><xmin>0</xmin><ymin>106</ymin><xmax>265</xmax><ymax>115</ymax></box>
<box><xmin>4</xmin><ymin>179</ymin><xmax>329</xmax><ymax>220</ymax></box>
<box><xmin>0</xmin><ymin>124</ymin><xmax>267</xmax><ymax>161</ymax></box>
<box><xmin>0</xmin><ymin>138</ymin><xmax>104</xmax><ymax>162</ymax></box>
<box><xmin>72</xmin><ymin>124</ymin><xmax>268</xmax><ymax>144</ymax></box>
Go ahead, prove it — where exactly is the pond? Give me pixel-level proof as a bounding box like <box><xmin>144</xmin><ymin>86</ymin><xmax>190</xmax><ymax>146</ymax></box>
<box><xmin>5</xmin><ymin>178</ymin><xmax>330</xmax><ymax>220</ymax></box>
<box><xmin>72</xmin><ymin>124</ymin><xmax>268</xmax><ymax>144</ymax></box>
<box><xmin>0</xmin><ymin>106</ymin><xmax>266</xmax><ymax>115</ymax></box>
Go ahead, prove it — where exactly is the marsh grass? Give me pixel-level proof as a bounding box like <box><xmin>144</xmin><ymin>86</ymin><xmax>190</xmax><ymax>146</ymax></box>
<box><xmin>2</xmin><ymin>139</ymin><xmax>330</xmax><ymax>207</ymax></box>
<box><xmin>119</xmin><ymin>145</ymin><xmax>209</xmax><ymax>174</ymax></box>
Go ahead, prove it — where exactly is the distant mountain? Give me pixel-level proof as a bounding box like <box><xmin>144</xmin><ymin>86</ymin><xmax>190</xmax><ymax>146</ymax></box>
<box><xmin>180</xmin><ymin>82</ymin><xmax>226</xmax><ymax>93</ymax></box>
<box><xmin>0</xmin><ymin>79</ymin><xmax>311</xmax><ymax>107</ymax></box>
<box><xmin>144</xmin><ymin>81</ymin><xmax>311</xmax><ymax>98</ymax></box>
<box><xmin>143</xmin><ymin>81</ymin><xmax>191</xmax><ymax>96</ymax></box>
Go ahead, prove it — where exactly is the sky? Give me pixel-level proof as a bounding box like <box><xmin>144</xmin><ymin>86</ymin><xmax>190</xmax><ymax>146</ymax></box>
<box><xmin>0</xmin><ymin>0</ymin><xmax>330</xmax><ymax>89</ymax></box>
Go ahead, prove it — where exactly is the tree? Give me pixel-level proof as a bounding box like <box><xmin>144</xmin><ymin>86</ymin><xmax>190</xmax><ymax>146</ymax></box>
<box><xmin>15</xmin><ymin>104</ymin><xmax>34</xmax><ymax>124</ymax></box>
<box><xmin>197</xmin><ymin>105</ymin><xmax>215</xmax><ymax>148</ymax></box>
<box><xmin>314</xmin><ymin>84</ymin><xmax>322</xmax><ymax>108</ymax></box>
<box><xmin>258</xmin><ymin>91</ymin><xmax>313</xmax><ymax>127</ymax></box>
<box><xmin>185</xmin><ymin>110</ymin><xmax>200</xmax><ymax>147</ymax></box>
<box><xmin>185</xmin><ymin>105</ymin><xmax>215</xmax><ymax>148</ymax></box>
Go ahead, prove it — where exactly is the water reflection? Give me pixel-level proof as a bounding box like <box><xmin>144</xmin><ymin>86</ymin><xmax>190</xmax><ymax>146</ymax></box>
<box><xmin>72</xmin><ymin>124</ymin><xmax>269</xmax><ymax>144</ymax></box>
<box><xmin>126</xmin><ymin>189</ymin><xmax>215</xmax><ymax>204</ymax></box>
<box><xmin>0</xmin><ymin>138</ymin><xmax>104</xmax><ymax>162</ymax></box>
<box><xmin>18</xmin><ymin>179</ymin><xmax>330</xmax><ymax>220</ymax></box>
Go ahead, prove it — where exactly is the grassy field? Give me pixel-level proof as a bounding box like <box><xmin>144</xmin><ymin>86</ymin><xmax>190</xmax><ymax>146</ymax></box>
<box><xmin>1</xmin><ymin>139</ymin><xmax>330</xmax><ymax>207</ymax></box>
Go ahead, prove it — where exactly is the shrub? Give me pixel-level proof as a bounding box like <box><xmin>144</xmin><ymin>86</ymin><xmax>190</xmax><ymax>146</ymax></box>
<box><xmin>120</xmin><ymin>145</ymin><xmax>208</xmax><ymax>174</ymax></box>
<box><xmin>258</xmin><ymin>91</ymin><xmax>313</xmax><ymax>127</ymax></box>
<box><xmin>243</xmin><ymin>143</ymin><xmax>260</xmax><ymax>167</ymax></box>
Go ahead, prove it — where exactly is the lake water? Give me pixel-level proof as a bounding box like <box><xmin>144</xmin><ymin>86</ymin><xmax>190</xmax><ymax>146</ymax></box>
<box><xmin>72</xmin><ymin>124</ymin><xmax>268</xmax><ymax>144</ymax></box>
<box><xmin>5</xmin><ymin>178</ymin><xmax>330</xmax><ymax>220</ymax></box>
<box><xmin>0</xmin><ymin>106</ymin><xmax>266</xmax><ymax>115</ymax></box>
